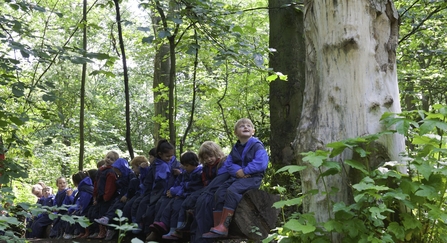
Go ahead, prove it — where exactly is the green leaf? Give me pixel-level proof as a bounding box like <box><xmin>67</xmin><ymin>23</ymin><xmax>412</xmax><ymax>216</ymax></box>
<box><xmin>317</xmin><ymin>168</ymin><xmax>340</xmax><ymax>182</ymax></box>
<box><xmin>266</xmin><ymin>74</ymin><xmax>278</xmax><ymax>82</ymax></box>
<box><xmin>42</xmin><ymin>94</ymin><xmax>56</xmax><ymax>102</ymax></box>
<box><xmin>283</xmin><ymin>219</ymin><xmax>316</xmax><ymax>234</ymax></box>
<box><xmin>352</xmin><ymin>181</ymin><xmax>389</xmax><ymax>191</ymax></box>
<box><xmin>326</xmin><ymin>141</ymin><xmax>350</xmax><ymax>157</ymax></box>
<box><xmin>276</xmin><ymin>165</ymin><xmax>307</xmax><ymax>174</ymax></box>
<box><xmin>273</xmin><ymin>197</ymin><xmax>302</xmax><ymax>208</ymax></box>
<box><xmin>387</xmin><ymin>222</ymin><xmax>405</xmax><ymax>240</ymax></box>
<box><xmin>142</xmin><ymin>36</ymin><xmax>154</xmax><ymax>44</ymax></box>
<box><xmin>9</xmin><ymin>116</ymin><xmax>24</xmax><ymax>125</ymax></box>
<box><xmin>70</xmin><ymin>56</ymin><xmax>93</xmax><ymax>64</ymax></box>
<box><xmin>90</xmin><ymin>70</ymin><xmax>116</xmax><ymax>78</ymax></box>
<box><xmin>86</xmin><ymin>52</ymin><xmax>110</xmax><ymax>60</ymax></box>
<box><xmin>158</xmin><ymin>30</ymin><xmax>171</xmax><ymax>38</ymax></box>
<box><xmin>12</xmin><ymin>83</ymin><xmax>25</xmax><ymax>97</ymax></box>
<box><xmin>344</xmin><ymin>160</ymin><xmax>368</xmax><ymax>174</ymax></box>
<box><xmin>302</xmin><ymin>150</ymin><xmax>329</xmax><ymax>168</ymax></box>
<box><xmin>415</xmin><ymin>185</ymin><xmax>436</xmax><ymax>199</ymax></box>
<box><xmin>414</xmin><ymin>164</ymin><xmax>432</xmax><ymax>180</ymax></box>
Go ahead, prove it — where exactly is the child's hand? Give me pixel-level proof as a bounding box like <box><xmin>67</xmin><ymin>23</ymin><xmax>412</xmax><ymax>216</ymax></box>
<box><xmin>173</xmin><ymin>168</ymin><xmax>182</xmax><ymax>176</ymax></box>
<box><xmin>236</xmin><ymin>169</ymin><xmax>245</xmax><ymax>178</ymax></box>
<box><xmin>120</xmin><ymin>196</ymin><xmax>127</xmax><ymax>203</ymax></box>
<box><xmin>166</xmin><ymin>190</ymin><xmax>172</xmax><ymax>198</ymax></box>
<box><xmin>66</xmin><ymin>188</ymin><xmax>73</xmax><ymax>196</ymax></box>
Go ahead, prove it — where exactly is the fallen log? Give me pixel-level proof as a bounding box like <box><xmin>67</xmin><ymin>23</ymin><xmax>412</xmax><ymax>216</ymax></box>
<box><xmin>229</xmin><ymin>189</ymin><xmax>280</xmax><ymax>240</ymax></box>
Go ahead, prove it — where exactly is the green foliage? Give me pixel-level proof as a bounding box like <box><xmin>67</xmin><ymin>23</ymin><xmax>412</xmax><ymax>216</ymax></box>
<box><xmin>272</xmin><ymin>106</ymin><xmax>447</xmax><ymax>242</ymax></box>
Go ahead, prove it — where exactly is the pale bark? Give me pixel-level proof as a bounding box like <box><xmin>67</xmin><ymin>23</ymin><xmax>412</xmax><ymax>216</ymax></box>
<box><xmin>295</xmin><ymin>0</ymin><xmax>404</xmax><ymax>240</ymax></box>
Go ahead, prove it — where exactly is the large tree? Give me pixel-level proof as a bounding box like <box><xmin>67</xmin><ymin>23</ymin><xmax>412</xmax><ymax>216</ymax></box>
<box><xmin>295</xmin><ymin>0</ymin><xmax>405</xmax><ymax>241</ymax></box>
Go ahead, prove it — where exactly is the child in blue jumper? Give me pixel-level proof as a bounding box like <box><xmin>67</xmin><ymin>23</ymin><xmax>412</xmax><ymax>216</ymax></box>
<box><xmin>172</xmin><ymin>141</ymin><xmax>227</xmax><ymax>237</ymax></box>
<box><xmin>149</xmin><ymin>151</ymin><xmax>203</xmax><ymax>240</ymax></box>
<box><xmin>203</xmin><ymin>118</ymin><xmax>269</xmax><ymax>238</ymax></box>
<box><xmin>62</xmin><ymin>171</ymin><xmax>94</xmax><ymax>239</ymax></box>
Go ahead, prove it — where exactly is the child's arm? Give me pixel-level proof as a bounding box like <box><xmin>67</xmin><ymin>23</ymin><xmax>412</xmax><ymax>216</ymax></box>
<box><xmin>242</xmin><ymin>148</ymin><xmax>269</xmax><ymax>175</ymax></box>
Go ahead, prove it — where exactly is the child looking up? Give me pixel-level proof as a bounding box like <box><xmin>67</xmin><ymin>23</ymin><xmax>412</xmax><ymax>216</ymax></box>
<box><xmin>203</xmin><ymin>118</ymin><xmax>269</xmax><ymax>238</ymax></box>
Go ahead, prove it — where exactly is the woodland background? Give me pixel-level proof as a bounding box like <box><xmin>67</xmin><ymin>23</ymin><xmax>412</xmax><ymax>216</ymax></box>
<box><xmin>1</xmin><ymin>0</ymin><xmax>447</xmax><ymax>242</ymax></box>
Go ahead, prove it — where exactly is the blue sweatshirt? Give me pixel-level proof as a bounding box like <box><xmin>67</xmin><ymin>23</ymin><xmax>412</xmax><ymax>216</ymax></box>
<box><xmin>225</xmin><ymin>136</ymin><xmax>269</xmax><ymax>177</ymax></box>
<box><xmin>170</xmin><ymin>165</ymin><xmax>203</xmax><ymax>198</ymax></box>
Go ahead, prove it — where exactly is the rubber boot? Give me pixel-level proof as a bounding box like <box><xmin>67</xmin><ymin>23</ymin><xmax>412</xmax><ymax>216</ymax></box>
<box><xmin>202</xmin><ymin>207</ymin><xmax>234</xmax><ymax>238</ymax></box>
<box><xmin>176</xmin><ymin>209</ymin><xmax>194</xmax><ymax>232</ymax></box>
<box><xmin>95</xmin><ymin>225</ymin><xmax>106</xmax><ymax>239</ymax></box>
<box><xmin>77</xmin><ymin>228</ymin><xmax>90</xmax><ymax>239</ymax></box>
<box><xmin>213</xmin><ymin>211</ymin><xmax>222</xmax><ymax>227</ymax></box>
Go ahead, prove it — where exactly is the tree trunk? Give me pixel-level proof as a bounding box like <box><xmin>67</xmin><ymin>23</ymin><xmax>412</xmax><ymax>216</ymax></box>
<box><xmin>78</xmin><ymin>0</ymin><xmax>87</xmax><ymax>171</ymax></box>
<box><xmin>113</xmin><ymin>0</ymin><xmax>134</xmax><ymax>159</ymax></box>
<box><xmin>295</xmin><ymin>1</ymin><xmax>404</xmax><ymax>241</ymax></box>
<box><xmin>268</xmin><ymin>0</ymin><xmax>305</xmax><ymax>167</ymax></box>
<box><xmin>153</xmin><ymin>43</ymin><xmax>171</xmax><ymax>145</ymax></box>
<box><xmin>229</xmin><ymin>189</ymin><xmax>280</xmax><ymax>240</ymax></box>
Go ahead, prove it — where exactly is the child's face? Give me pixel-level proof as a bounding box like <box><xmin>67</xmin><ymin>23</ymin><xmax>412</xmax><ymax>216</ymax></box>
<box><xmin>159</xmin><ymin>150</ymin><xmax>175</xmax><ymax>163</ymax></box>
<box><xmin>202</xmin><ymin>154</ymin><xmax>217</xmax><ymax>165</ymax></box>
<box><xmin>149</xmin><ymin>155</ymin><xmax>156</xmax><ymax>164</ymax></box>
<box><xmin>42</xmin><ymin>187</ymin><xmax>51</xmax><ymax>198</ymax></box>
<box><xmin>33</xmin><ymin>187</ymin><xmax>43</xmax><ymax>198</ymax></box>
<box><xmin>182</xmin><ymin>164</ymin><xmax>196</xmax><ymax>174</ymax></box>
<box><xmin>132</xmin><ymin>165</ymin><xmax>140</xmax><ymax>174</ymax></box>
<box><xmin>57</xmin><ymin>178</ymin><xmax>67</xmax><ymax>191</ymax></box>
<box><xmin>234</xmin><ymin>122</ymin><xmax>255</xmax><ymax>139</ymax></box>
<box><xmin>105</xmin><ymin>152</ymin><xmax>118</xmax><ymax>165</ymax></box>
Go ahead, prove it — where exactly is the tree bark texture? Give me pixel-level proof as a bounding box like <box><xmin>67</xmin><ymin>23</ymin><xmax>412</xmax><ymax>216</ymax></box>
<box><xmin>295</xmin><ymin>0</ymin><xmax>404</xmax><ymax>240</ymax></box>
<box><xmin>153</xmin><ymin>43</ymin><xmax>171</xmax><ymax>145</ymax></box>
<box><xmin>269</xmin><ymin>0</ymin><xmax>305</xmax><ymax>166</ymax></box>
<box><xmin>229</xmin><ymin>189</ymin><xmax>280</xmax><ymax>240</ymax></box>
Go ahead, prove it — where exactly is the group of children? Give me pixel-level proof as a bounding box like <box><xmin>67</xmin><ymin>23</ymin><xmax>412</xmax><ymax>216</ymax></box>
<box><xmin>26</xmin><ymin>118</ymin><xmax>269</xmax><ymax>242</ymax></box>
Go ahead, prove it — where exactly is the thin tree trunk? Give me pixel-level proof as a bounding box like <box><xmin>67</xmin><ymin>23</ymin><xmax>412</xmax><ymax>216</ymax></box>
<box><xmin>180</xmin><ymin>30</ymin><xmax>198</xmax><ymax>154</ymax></box>
<box><xmin>113</xmin><ymin>0</ymin><xmax>134</xmax><ymax>159</ymax></box>
<box><xmin>296</xmin><ymin>1</ymin><xmax>404</xmax><ymax>242</ymax></box>
<box><xmin>79</xmin><ymin>0</ymin><xmax>87</xmax><ymax>171</ymax></box>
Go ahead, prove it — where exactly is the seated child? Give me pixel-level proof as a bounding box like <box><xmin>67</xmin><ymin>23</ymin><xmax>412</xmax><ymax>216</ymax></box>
<box><xmin>203</xmin><ymin>118</ymin><xmax>268</xmax><ymax>238</ymax></box>
<box><xmin>172</xmin><ymin>141</ymin><xmax>226</xmax><ymax>235</ymax></box>
<box><xmin>94</xmin><ymin>158</ymin><xmax>135</xmax><ymax>240</ymax></box>
<box><xmin>61</xmin><ymin>171</ymin><xmax>94</xmax><ymax>239</ymax></box>
<box><xmin>149</xmin><ymin>151</ymin><xmax>203</xmax><ymax>240</ymax></box>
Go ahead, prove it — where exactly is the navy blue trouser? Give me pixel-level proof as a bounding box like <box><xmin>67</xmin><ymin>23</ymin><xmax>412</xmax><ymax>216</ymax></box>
<box><xmin>214</xmin><ymin>175</ymin><xmax>263</xmax><ymax>211</ymax></box>
<box><xmin>190</xmin><ymin>173</ymin><xmax>230</xmax><ymax>243</ymax></box>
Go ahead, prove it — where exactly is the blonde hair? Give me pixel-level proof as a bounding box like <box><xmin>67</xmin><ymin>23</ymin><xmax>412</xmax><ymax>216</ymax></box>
<box><xmin>31</xmin><ymin>182</ymin><xmax>45</xmax><ymax>194</ymax></box>
<box><xmin>105</xmin><ymin>151</ymin><xmax>119</xmax><ymax>161</ymax></box>
<box><xmin>130</xmin><ymin>155</ymin><xmax>149</xmax><ymax>167</ymax></box>
<box><xmin>234</xmin><ymin>118</ymin><xmax>254</xmax><ymax>133</ymax></box>
<box><xmin>198</xmin><ymin>141</ymin><xmax>225</xmax><ymax>163</ymax></box>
